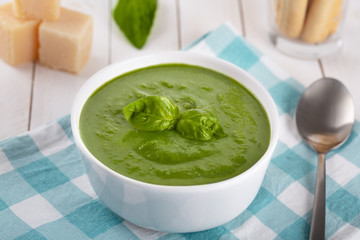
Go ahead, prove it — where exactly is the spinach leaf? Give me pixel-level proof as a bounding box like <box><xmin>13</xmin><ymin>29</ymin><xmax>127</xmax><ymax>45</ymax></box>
<box><xmin>123</xmin><ymin>96</ymin><xmax>179</xmax><ymax>131</ymax></box>
<box><xmin>113</xmin><ymin>0</ymin><xmax>157</xmax><ymax>49</ymax></box>
<box><xmin>176</xmin><ymin>109</ymin><xmax>226</xmax><ymax>141</ymax></box>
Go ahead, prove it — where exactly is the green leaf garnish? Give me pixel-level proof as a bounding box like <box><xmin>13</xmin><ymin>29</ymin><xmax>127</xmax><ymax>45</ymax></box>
<box><xmin>113</xmin><ymin>0</ymin><xmax>157</xmax><ymax>49</ymax></box>
<box><xmin>123</xmin><ymin>96</ymin><xmax>179</xmax><ymax>131</ymax></box>
<box><xmin>175</xmin><ymin>109</ymin><xmax>225</xmax><ymax>141</ymax></box>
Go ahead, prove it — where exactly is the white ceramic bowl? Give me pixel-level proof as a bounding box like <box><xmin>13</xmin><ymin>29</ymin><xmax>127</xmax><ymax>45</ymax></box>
<box><xmin>71</xmin><ymin>51</ymin><xmax>279</xmax><ymax>233</ymax></box>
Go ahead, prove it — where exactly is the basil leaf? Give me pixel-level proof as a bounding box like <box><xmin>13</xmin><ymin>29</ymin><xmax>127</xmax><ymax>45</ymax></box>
<box><xmin>113</xmin><ymin>0</ymin><xmax>157</xmax><ymax>49</ymax></box>
<box><xmin>176</xmin><ymin>109</ymin><xmax>225</xmax><ymax>141</ymax></box>
<box><xmin>123</xmin><ymin>96</ymin><xmax>179</xmax><ymax>131</ymax></box>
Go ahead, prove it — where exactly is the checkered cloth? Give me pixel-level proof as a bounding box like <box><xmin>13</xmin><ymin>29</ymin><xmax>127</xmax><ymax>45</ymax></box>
<box><xmin>1</xmin><ymin>24</ymin><xmax>360</xmax><ymax>240</ymax></box>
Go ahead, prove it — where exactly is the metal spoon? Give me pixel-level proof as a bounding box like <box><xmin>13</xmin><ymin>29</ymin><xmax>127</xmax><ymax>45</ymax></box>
<box><xmin>295</xmin><ymin>77</ymin><xmax>355</xmax><ymax>240</ymax></box>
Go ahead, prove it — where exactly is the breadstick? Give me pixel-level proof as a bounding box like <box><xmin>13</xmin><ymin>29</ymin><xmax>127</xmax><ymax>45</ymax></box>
<box><xmin>301</xmin><ymin>0</ymin><xmax>336</xmax><ymax>43</ymax></box>
<box><xmin>276</xmin><ymin>0</ymin><xmax>308</xmax><ymax>38</ymax></box>
<box><xmin>329</xmin><ymin>0</ymin><xmax>343</xmax><ymax>34</ymax></box>
<box><xmin>275</xmin><ymin>0</ymin><xmax>284</xmax><ymax>27</ymax></box>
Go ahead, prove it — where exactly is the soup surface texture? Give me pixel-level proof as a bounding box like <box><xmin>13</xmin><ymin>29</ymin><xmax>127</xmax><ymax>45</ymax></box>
<box><xmin>80</xmin><ymin>64</ymin><xmax>270</xmax><ymax>185</ymax></box>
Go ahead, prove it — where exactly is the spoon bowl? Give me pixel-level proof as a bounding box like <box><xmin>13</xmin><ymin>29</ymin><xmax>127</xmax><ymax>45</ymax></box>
<box><xmin>296</xmin><ymin>77</ymin><xmax>355</xmax><ymax>239</ymax></box>
<box><xmin>296</xmin><ymin>78</ymin><xmax>355</xmax><ymax>153</ymax></box>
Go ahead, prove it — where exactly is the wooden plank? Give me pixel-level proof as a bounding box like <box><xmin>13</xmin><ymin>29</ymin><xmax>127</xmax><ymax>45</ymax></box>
<box><xmin>242</xmin><ymin>0</ymin><xmax>323</xmax><ymax>87</ymax></box>
<box><xmin>179</xmin><ymin>0</ymin><xmax>243</xmax><ymax>48</ymax></box>
<box><xmin>30</xmin><ymin>0</ymin><xmax>111</xmax><ymax>129</ymax></box>
<box><xmin>320</xmin><ymin>0</ymin><xmax>360</xmax><ymax>119</ymax></box>
<box><xmin>0</xmin><ymin>0</ymin><xmax>32</xmax><ymax>140</ymax></box>
<box><xmin>0</xmin><ymin>62</ymin><xmax>33</xmax><ymax>140</ymax></box>
<box><xmin>110</xmin><ymin>0</ymin><xmax>178</xmax><ymax>63</ymax></box>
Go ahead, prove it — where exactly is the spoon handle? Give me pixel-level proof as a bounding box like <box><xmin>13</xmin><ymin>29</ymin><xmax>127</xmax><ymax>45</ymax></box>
<box><xmin>309</xmin><ymin>153</ymin><xmax>326</xmax><ymax>240</ymax></box>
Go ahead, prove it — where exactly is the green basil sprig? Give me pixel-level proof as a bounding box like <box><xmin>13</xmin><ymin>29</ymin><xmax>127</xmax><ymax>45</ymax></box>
<box><xmin>123</xmin><ymin>96</ymin><xmax>225</xmax><ymax>141</ymax></box>
<box><xmin>113</xmin><ymin>0</ymin><xmax>157</xmax><ymax>49</ymax></box>
<box><xmin>123</xmin><ymin>96</ymin><xmax>179</xmax><ymax>131</ymax></box>
<box><xmin>176</xmin><ymin>109</ymin><xmax>225</xmax><ymax>141</ymax></box>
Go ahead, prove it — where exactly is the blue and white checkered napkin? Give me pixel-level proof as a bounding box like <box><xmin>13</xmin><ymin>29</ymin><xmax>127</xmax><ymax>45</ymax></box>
<box><xmin>1</xmin><ymin>24</ymin><xmax>360</xmax><ymax>240</ymax></box>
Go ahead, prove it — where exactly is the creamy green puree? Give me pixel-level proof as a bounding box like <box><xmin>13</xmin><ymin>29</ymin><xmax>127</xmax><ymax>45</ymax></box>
<box><xmin>80</xmin><ymin>64</ymin><xmax>270</xmax><ymax>186</ymax></box>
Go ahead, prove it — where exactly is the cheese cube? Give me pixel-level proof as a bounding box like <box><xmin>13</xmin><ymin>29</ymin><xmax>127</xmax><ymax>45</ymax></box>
<box><xmin>39</xmin><ymin>8</ymin><xmax>93</xmax><ymax>74</ymax></box>
<box><xmin>0</xmin><ymin>3</ymin><xmax>40</xmax><ymax>65</ymax></box>
<box><xmin>13</xmin><ymin>0</ymin><xmax>60</xmax><ymax>21</ymax></box>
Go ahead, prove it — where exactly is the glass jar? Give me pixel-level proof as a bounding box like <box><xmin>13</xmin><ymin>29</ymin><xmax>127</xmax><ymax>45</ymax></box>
<box><xmin>268</xmin><ymin>0</ymin><xmax>349</xmax><ymax>59</ymax></box>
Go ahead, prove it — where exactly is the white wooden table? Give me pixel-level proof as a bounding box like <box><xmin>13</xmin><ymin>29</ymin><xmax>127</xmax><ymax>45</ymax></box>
<box><xmin>1</xmin><ymin>0</ymin><xmax>359</xmax><ymax>141</ymax></box>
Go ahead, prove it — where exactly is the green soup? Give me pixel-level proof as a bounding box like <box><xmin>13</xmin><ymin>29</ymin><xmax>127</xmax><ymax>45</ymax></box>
<box><xmin>80</xmin><ymin>64</ymin><xmax>271</xmax><ymax>186</ymax></box>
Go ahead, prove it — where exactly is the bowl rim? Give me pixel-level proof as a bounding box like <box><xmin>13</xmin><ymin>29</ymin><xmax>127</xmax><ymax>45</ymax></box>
<box><xmin>71</xmin><ymin>51</ymin><xmax>279</xmax><ymax>192</ymax></box>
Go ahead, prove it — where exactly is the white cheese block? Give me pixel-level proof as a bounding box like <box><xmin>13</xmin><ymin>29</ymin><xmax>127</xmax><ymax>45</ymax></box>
<box><xmin>13</xmin><ymin>0</ymin><xmax>60</xmax><ymax>21</ymax></box>
<box><xmin>0</xmin><ymin>3</ymin><xmax>40</xmax><ymax>65</ymax></box>
<box><xmin>38</xmin><ymin>7</ymin><xmax>93</xmax><ymax>74</ymax></box>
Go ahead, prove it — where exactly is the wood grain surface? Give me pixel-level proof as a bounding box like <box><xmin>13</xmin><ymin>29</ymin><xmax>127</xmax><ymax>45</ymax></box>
<box><xmin>0</xmin><ymin>0</ymin><xmax>359</xmax><ymax>141</ymax></box>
